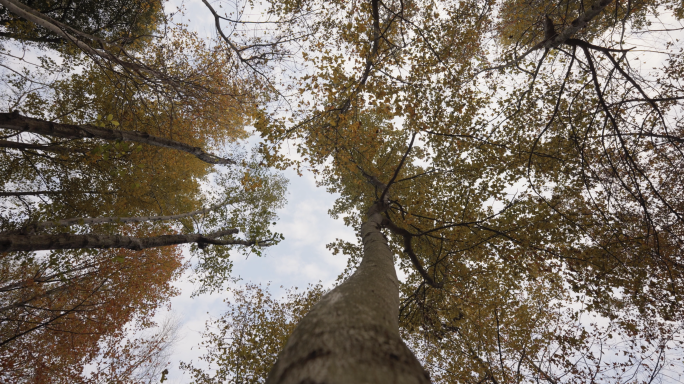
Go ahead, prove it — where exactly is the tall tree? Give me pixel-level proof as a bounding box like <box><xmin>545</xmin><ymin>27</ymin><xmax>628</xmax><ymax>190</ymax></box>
<box><xmin>203</xmin><ymin>0</ymin><xmax>684</xmax><ymax>382</ymax></box>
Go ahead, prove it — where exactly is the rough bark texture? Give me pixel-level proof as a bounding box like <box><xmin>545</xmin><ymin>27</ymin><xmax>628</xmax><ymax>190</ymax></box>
<box><xmin>0</xmin><ymin>229</ymin><xmax>249</xmax><ymax>252</ymax></box>
<box><xmin>0</xmin><ymin>112</ymin><xmax>235</xmax><ymax>165</ymax></box>
<box><xmin>266</xmin><ymin>210</ymin><xmax>431</xmax><ymax>384</ymax></box>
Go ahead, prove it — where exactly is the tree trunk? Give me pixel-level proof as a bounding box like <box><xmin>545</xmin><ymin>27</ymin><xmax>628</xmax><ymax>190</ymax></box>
<box><xmin>0</xmin><ymin>191</ymin><xmax>104</xmax><ymax>197</ymax></box>
<box><xmin>0</xmin><ymin>229</ymin><xmax>259</xmax><ymax>252</ymax></box>
<box><xmin>266</xmin><ymin>208</ymin><xmax>431</xmax><ymax>384</ymax></box>
<box><xmin>0</xmin><ymin>112</ymin><xmax>235</xmax><ymax>165</ymax></box>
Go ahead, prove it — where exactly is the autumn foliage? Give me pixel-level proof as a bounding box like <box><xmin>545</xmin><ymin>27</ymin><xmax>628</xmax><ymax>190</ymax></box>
<box><xmin>181</xmin><ymin>283</ymin><xmax>325</xmax><ymax>384</ymax></box>
<box><xmin>0</xmin><ymin>226</ymin><xmax>184</xmax><ymax>382</ymax></box>
<box><xmin>0</xmin><ymin>0</ymin><xmax>284</xmax><ymax>381</ymax></box>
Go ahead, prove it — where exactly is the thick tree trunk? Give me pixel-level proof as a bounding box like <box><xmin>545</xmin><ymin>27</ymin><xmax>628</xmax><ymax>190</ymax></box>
<box><xmin>0</xmin><ymin>112</ymin><xmax>235</xmax><ymax>165</ymax></box>
<box><xmin>266</xmin><ymin>208</ymin><xmax>431</xmax><ymax>384</ymax></box>
<box><xmin>0</xmin><ymin>228</ymin><xmax>265</xmax><ymax>253</ymax></box>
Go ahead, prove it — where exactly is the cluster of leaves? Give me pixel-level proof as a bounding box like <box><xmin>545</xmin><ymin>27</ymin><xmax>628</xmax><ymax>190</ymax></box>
<box><xmin>181</xmin><ymin>283</ymin><xmax>325</xmax><ymax>384</ymax></box>
<box><xmin>0</xmin><ymin>225</ymin><xmax>184</xmax><ymax>382</ymax></box>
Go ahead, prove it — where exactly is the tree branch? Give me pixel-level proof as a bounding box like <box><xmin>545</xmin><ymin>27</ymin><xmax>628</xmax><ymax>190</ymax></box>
<box><xmin>0</xmin><ymin>139</ymin><xmax>70</xmax><ymax>152</ymax></box>
<box><xmin>380</xmin><ymin>131</ymin><xmax>417</xmax><ymax>203</ymax></box>
<box><xmin>0</xmin><ymin>191</ymin><xmax>104</xmax><ymax>197</ymax></box>
<box><xmin>0</xmin><ymin>111</ymin><xmax>236</xmax><ymax>165</ymax></box>
<box><xmin>22</xmin><ymin>198</ymin><xmax>236</xmax><ymax>232</ymax></box>
<box><xmin>381</xmin><ymin>216</ymin><xmax>442</xmax><ymax>288</ymax></box>
<box><xmin>0</xmin><ymin>228</ymin><xmax>276</xmax><ymax>253</ymax></box>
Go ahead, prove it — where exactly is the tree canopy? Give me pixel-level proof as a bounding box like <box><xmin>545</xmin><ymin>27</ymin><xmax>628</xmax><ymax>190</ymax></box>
<box><xmin>0</xmin><ymin>0</ymin><xmax>162</xmax><ymax>48</ymax></box>
<box><xmin>3</xmin><ymin>0</ymin><xmax>684</xmax><ymax>381</ymax></box>
<box><xmin>0</xmin><ymin>0</ymin><xmax>286</xmax><ymax>381</ymax></box>
<box><xmin>187</xmin><ymin>0</ymin><xmax>684</xmax><ymax>382</ymax></box>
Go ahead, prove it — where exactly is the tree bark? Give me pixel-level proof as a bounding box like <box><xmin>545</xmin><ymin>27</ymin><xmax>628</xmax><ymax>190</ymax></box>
<box><xmin>266</xmin><ymin>205</ymin><xmax>431</xmax><ymax>384</ymax></box>
<box><xmin>0</xmin><ymin>140</ymin><xmax>69</xmax><ymax>152</ymax></box>
<box><xmin>0</xmin><ymin>191</ymin><xmax>104</xmax><ymax>197</ymax></box>
<box><xmin>0</xmin><ymin>228</ymin><xmax>269</xmax><ymax>253</ymax></box>
<box><xmin>0</xmin><ymin>112</ymin><xmax>235</xmax><ymax>165</ymax></box>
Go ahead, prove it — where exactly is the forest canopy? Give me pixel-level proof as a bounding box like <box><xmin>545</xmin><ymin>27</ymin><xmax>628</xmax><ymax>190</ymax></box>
<box><xmin>2</xmin><ymin>0</ymin><xmax>684</xmax><ymax>382</ymax></box>
<box><xmin>190</xmin><ymin>0</ymin><xmax>684</xmax><ymax>382</ymax></box>
<box><xmin>0</xmin><ymin>0</ymin><xmax>285</xmax><ymax>381</ymax></box>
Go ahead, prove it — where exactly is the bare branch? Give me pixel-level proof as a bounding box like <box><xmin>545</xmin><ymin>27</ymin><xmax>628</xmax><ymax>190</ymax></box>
<box><xmin>381</xmin><ymin>215</ymin><xmax>443</xmax><ymax>289</ymax></box>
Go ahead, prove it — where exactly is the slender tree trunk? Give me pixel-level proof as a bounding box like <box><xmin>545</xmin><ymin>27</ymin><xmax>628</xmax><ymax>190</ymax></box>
<box><xmin>266</xmin><ymin>207</ymin><xmax>431</xmax><ymax>384</ymax></box>
<box><xmin>0</xmin><ymin>0</ymin><xmax>164</xmax><ymax>79</ymax></box>
<box><xmin>0</xmin><ymin>191</ymin><xmax>104</xmax><ymax>197</ymax></box>
<box><xmin>0</xmin><ymin>229</ymin><xmax>261</xmax><ymax>253</ymax></box>
<box><xmin>0</xmin><ymin>112</ymin><xmax>235</xmax><ymax>165</ymax></box>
